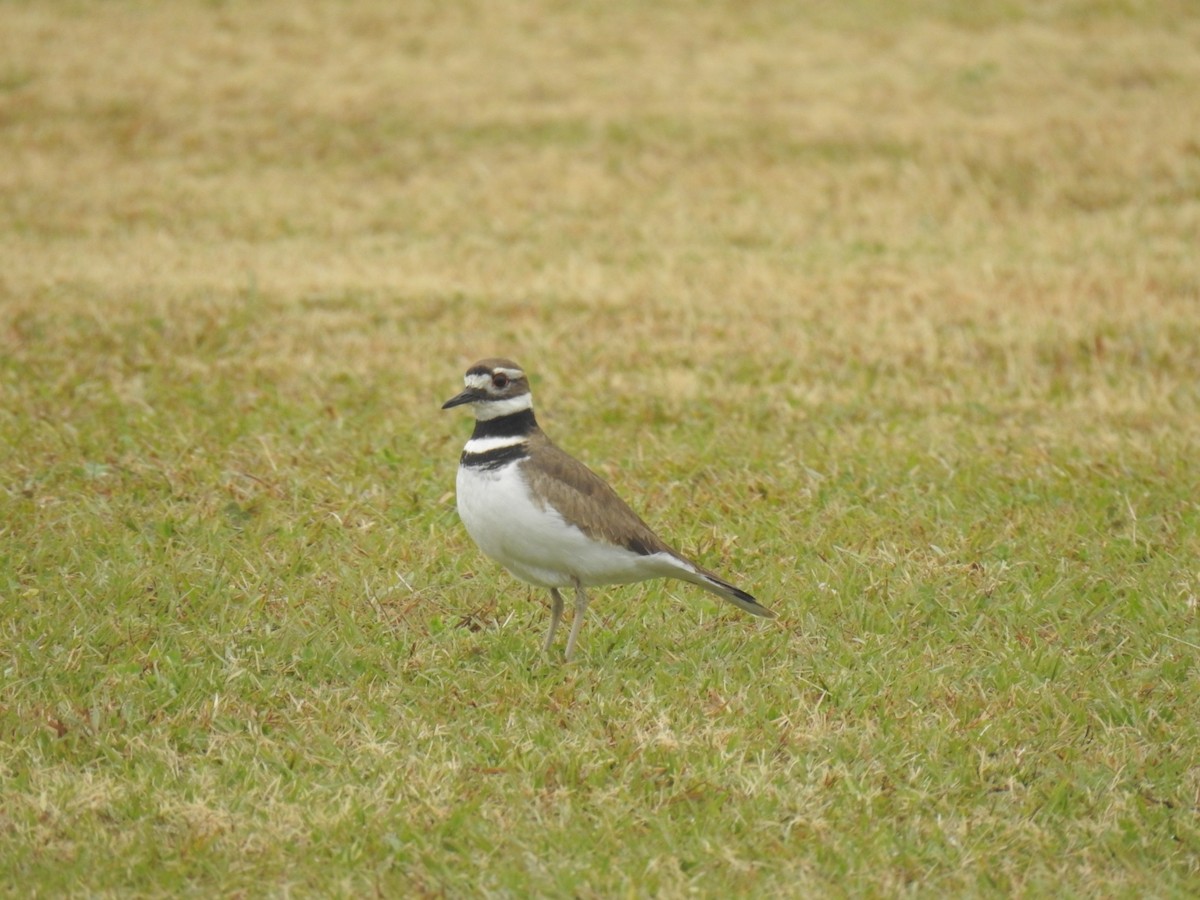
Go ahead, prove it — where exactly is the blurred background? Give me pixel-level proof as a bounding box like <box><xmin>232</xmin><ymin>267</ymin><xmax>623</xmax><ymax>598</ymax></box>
<box><xmin>3</xmin><ymin>2</ymin><xmax>1198</xmax><ymax>894</ymax></box>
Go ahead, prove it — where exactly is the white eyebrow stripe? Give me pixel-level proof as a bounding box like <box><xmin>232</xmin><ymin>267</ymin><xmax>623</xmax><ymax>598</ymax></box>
<box><xmin>496</xmin><ymin>368</ymin><xmax>524</xmax><ymax>379</ymax></box>
<box><xmin>463</xmin><ymin>435</ymin><xmax>529</xmax><ymax>454</ymax></box>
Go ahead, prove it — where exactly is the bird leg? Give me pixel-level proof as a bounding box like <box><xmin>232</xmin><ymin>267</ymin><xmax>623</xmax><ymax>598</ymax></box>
<box><xmin>543</xmin><ymin>588</ymin><xmax>564</xmax><ymax>653</ymax></box>
<box><xmin>564</xmin><ymin>579</ymin><xmax>589</xmax><ymax>662</ymax></box>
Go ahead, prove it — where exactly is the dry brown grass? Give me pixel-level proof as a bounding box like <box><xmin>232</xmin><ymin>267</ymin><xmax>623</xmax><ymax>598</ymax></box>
<box><xmin>5</xmin><ymin>3</ymin><xmax>1198</xmax><ymax>441</ymax></box>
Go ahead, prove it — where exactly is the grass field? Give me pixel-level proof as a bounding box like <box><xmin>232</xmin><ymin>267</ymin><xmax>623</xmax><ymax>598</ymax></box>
<box><xmin>3</xmin><ymin>1</ymin><xmax>1200</xmax><ymax>895</ymax></box>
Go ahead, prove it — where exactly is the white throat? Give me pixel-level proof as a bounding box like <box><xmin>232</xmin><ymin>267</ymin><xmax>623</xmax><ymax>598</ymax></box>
<box><xmin>472</xmin><ymin>393</ymin><xmax>534</xmax><ymax>420</ymax></box>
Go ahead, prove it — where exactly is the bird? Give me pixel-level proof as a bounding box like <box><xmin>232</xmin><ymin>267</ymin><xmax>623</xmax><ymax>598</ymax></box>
<box><xmin>442</xmin><ymin>357</ymin><xmax>775</xmax><ymax>660</ymax></box>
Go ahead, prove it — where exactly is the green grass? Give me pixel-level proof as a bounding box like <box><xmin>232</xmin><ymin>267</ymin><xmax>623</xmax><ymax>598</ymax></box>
<box><xmin>3</xmin><ymin>0</ymin><xmax>1200</xmax><ymax>895</ymax></box>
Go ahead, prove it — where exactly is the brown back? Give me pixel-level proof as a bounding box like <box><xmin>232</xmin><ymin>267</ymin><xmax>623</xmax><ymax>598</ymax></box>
<box><xmin>520</xmin><ymin>428</ymin><xmax>675</xmax><ymax>557</ymax></box>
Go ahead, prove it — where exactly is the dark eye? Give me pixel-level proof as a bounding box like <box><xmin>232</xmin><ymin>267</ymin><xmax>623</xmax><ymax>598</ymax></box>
<box><xmin>492</xmin><ymin>373</ymin><xmax>509</xmax><ymax>389</ymax></box>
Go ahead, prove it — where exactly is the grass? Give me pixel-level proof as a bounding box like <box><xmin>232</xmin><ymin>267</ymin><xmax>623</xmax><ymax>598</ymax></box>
<box><xmin>2</xmin><ymin>0</ymin><xmax>1199</xmax><ymax>895</ymax></box>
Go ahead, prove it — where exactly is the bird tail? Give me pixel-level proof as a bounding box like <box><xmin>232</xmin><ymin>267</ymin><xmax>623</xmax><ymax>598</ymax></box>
<box><xmin>676</xmin><ymin>563</ymin><xmax>776</xmax><ymax>618</ymax></box>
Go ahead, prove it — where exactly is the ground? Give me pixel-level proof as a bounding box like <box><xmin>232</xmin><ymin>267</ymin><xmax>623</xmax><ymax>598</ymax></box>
<box><xmin>2</xmin><ymin>1</ymin><xmax>1199</xmax><ymax>895</ymax></box>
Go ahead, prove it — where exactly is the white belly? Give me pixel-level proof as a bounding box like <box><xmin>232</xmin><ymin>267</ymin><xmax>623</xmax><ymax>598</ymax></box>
<box><xmin>455</xmin><ymin>461</ymin><xmax>675</xmax><ymax>589</ymax></box>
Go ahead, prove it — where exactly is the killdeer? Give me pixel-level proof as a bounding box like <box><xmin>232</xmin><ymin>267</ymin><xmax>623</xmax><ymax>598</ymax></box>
<box><xmin>442</xmin><ymin>358</ymin><xmax>775</xmax><ymax>660</ymax></box>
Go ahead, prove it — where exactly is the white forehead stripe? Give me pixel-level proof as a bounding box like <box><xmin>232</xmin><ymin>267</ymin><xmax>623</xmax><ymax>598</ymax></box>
<box><xmin>464</xmin><ymin>435</ymin><xmax>528</xmax><ymax>454</ymax></box>
<box><xmin>464</xmin><ymin>367</ymin><xmax>525</xmax><ymax>389</ymax></box>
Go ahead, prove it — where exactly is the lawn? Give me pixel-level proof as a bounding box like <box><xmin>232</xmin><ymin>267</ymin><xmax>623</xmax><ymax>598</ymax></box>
<box><xmin>2</xmin><ymin>1</ymin><xmax>1199</xmax><ymax>895</ymax></box>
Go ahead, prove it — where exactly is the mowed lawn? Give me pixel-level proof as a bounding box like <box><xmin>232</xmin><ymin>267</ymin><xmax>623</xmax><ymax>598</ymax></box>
<box><xmin>3</xmin><ymin>1</ymin><xmax>1199</xmax><ymax>895</ymax></box>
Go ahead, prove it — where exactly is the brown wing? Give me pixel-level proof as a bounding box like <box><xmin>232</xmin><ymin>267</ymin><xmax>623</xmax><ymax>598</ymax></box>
<box><xmin>520</xmin><ymin>429</ymin><xmax>676</xmax><ymax>557</ymax></box>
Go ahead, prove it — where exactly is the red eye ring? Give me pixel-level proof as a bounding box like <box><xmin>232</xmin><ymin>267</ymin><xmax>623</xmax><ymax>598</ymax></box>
<box><xmin>492</xmin><ymin>373</ymin><xmax>509</xmax><ymax>388</ymax></box>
